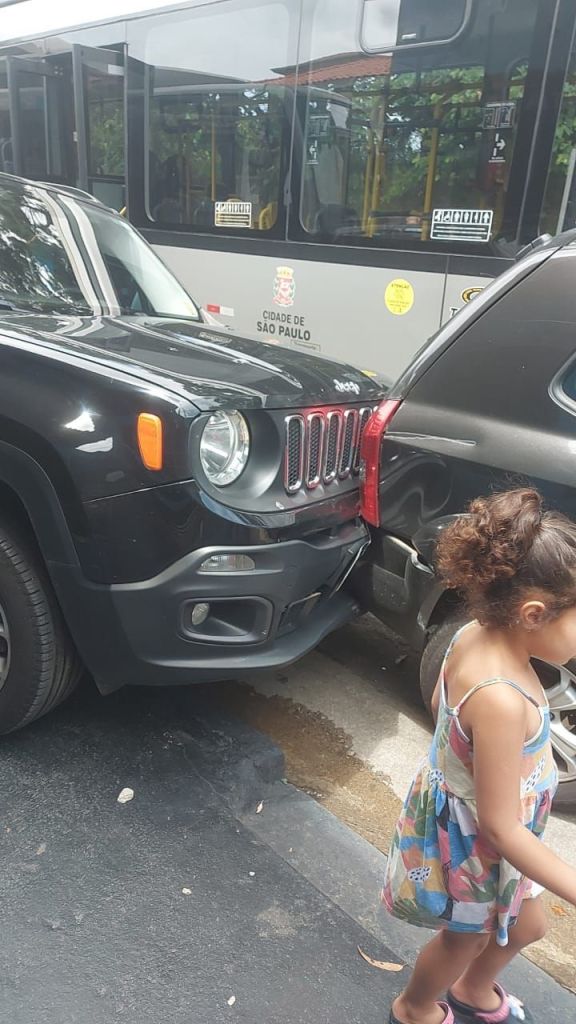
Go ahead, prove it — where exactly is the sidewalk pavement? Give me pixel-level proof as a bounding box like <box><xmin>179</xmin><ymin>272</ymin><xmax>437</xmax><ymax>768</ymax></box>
<box><xmin>0</xmin><ymin>683</ymin><xmax>573</xmax><ymax>1023</ymax></box>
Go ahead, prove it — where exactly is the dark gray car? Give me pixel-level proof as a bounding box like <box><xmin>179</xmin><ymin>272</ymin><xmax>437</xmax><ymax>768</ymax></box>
<box><xmin>355</xmin><ymin>232</ymin><xmax>576</xmax><ymax>805</ymax></box>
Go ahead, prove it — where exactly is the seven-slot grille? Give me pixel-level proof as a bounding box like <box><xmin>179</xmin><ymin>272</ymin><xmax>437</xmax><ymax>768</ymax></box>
<box><xmin>284</xmin><ymin>406</ymin><xmax>373</xmax><ymax>493</ymax></box>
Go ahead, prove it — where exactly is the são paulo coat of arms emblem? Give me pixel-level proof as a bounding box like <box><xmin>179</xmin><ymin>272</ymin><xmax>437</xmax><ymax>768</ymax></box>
<box><xmin>273</xmin><ymin>266</ymin><xmax>295</xmax><ymax>307</ymax></box>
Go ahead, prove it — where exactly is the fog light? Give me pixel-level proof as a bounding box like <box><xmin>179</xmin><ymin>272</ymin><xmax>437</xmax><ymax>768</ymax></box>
<box><xmin>190</xmin><ymin>602</ymin><xmax>210</xmax><ymax>626</ymax></box>
<box><xmin>199</xmin><ymin>554</ymin><xmax>256</xmax><ymax>573</ymax></box>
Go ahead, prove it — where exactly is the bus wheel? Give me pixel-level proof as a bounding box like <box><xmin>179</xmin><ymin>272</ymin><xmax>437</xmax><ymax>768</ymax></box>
<box><xmin>0</xmin><ymin>521</ymin><xmax>82</xmax><ymax>734</ymax></box>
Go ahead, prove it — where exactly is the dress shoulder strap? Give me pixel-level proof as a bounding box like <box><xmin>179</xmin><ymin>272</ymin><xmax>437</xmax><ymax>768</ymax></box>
<box><xmin>441</xmin><ymin>621</ymin><xmax>476</xmax><ymax>672</ymax></box>
<box><xmin>454</xmin><ymin>678</ymin><xmax>542</xmax><ymax>716</ymax></box>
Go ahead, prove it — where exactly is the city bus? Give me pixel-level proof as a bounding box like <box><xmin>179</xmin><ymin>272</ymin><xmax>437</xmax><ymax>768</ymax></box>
<box><xmin>0</xmin><ymin>0</ymin><xmax>574</xmax><ymax>378</ymax></box>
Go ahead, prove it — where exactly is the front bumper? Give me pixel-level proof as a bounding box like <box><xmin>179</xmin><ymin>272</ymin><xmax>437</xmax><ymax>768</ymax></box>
<box><xmin>347</xmin><ymin>528</ymin><xmax>441</xmax><ymax>652</ymax></box>
<box><xmin>51</xmin><ymin>519</ymin><xmax>368</xmax><ymax>691</ymax></box>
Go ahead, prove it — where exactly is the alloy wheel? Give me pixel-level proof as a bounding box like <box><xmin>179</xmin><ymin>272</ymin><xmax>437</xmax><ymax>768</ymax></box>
<box><xmin>533</xmin><ymin>659</ymin><xmax>576</xmax><ymax>786</ymax></box>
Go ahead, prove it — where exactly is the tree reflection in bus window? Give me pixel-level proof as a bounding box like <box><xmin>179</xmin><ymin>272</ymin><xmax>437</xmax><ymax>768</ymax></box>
<box><xmin>126</xmin><ymin>0</ymin><xmax>295</xmax><ymax>234</ymax></box>
<box><xmin>299</xmin><ymin>0</ymin><xmax>538</xmax><ymax>248</ymax></box>
<box><xmin>540</xmin><ymin>40</ymin><xmax>576</xmax><ymax>236</ymax></box>
<box><xmin>86</xmin><ymin>68</ymin><xmax>124</xmax><ymax>179</ymax></box>
<box><xmin>148</xmin><ymin>87</ymin><xmax>284</xmax><ymax>229</ymax></box>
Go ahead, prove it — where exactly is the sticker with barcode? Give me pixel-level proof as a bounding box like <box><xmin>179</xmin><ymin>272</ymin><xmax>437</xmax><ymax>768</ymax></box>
<box><xmin>431</xmin><ymin>208</ymin><xmax>493</xmax><ymax>243</ymax></box>
<box><xmin>215</xmin><ymin>201</ymin><xmax>252</xmax><ymax>228</ymax></box>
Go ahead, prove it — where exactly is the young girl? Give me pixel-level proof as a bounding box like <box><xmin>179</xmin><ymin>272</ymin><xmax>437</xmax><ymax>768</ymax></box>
<box><xmin>383</xmin><ymin>488</ymin><xmax>576</xmax><ymax>1024</ymax></box>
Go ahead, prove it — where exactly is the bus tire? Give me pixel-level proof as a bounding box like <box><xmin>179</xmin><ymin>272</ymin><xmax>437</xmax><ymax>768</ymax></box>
<box><xmin>0</xmin><ymin>520</ymin><xmax>81</xmax><ymax>734</ymax></box>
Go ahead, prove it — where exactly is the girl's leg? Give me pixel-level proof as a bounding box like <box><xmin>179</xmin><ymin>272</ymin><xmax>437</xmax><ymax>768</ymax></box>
<box><xmin>392</xmin><ymin>931</ymin><xmax>490</xmax><ymax>1024</ymax></box>
<box><xmin>450</xmin><ymin>896</ymin><xmax>547</xmax><ymax>1010</ymax></box>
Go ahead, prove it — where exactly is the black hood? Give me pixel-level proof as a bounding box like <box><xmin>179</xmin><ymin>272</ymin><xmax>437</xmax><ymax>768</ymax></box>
<box><xmin>0</xmin><ymin>313</ymin><xmax>387</xmax><ymax>411</ymax></box>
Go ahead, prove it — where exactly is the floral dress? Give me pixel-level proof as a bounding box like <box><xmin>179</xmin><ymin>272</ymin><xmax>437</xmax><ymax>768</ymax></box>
<box><xmin>382</xmin><ymin>626</ymin><xmax>558</xmax><ymax>946</ymax></box>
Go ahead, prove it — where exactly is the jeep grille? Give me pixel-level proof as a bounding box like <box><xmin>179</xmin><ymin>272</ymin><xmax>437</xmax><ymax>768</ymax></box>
<box><xmin>283</xmin><ymin>406</ymin><xmax>373</xmax><ymax>494</ymax></box>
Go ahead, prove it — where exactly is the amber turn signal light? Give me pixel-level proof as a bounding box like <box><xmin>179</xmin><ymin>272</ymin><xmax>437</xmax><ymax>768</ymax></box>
<box><xmin>137</xmin><ymin>413</ymin><xmax>163</xmax><ymax>471</ymax></box>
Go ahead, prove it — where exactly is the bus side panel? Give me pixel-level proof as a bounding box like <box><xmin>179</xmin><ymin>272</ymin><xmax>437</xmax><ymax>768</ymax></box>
<box><xmin>441</xmin><ymin>273</ymin><xmax>503</xmax><ymax>324</ymax></box>
<box><xmin>153</xmin><ymin>244</ymin><xmax>446</xmax><ymax>380</ymax></box>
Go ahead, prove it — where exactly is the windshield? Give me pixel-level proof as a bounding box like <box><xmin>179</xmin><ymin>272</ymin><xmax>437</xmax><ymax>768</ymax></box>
<box><xmin>74</xmin><ymin>201</ymin><xmax>200</xmax><ymax>320</ymax></box>
<box><xmin>0</xmin><ymin>184</ymin><xmax>93</xmax><ymax>315</ymax></box>
<box><xmin>0</xmin><ymin>183</ymin><xmax>201</xmax><ymax>320</ymax></box>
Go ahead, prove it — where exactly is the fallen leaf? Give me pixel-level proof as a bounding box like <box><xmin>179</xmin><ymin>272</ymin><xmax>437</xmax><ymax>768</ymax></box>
<box><xmin>551</xmin><ymin>904</ymin><xmax>569</xmax><ymax>917</ymax></box>
<box><xmin>256</xmin><ymin>801</ymin><xmax>264</xmax><ymax>814</ymax></box>
<box><xmin>227</xmin><ymin>996</ymin><xmax>236</xmax><ymax>1006</ymax></box>
<box><xmin>357</xmin><ymin>947</ymin><xmax>404</xmax><ymax>972</ymax></box>
<box><xmin>117</xmin><ymin>788</ymin><xmax>134</xmax><ymax>804</ymax></box>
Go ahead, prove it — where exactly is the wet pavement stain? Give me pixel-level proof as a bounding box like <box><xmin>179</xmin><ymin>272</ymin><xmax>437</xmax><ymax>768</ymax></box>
<box><xmin>218</xmin><ymin>682</ymin><xmax>403</xmax><ymax>855</ymax></box>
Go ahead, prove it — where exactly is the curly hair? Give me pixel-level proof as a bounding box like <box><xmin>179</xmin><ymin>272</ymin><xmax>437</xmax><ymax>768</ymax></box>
<box><xmin>436</xmin><ymin>489</ymin><xmax>576</xmax><ymax>627</ymax></box>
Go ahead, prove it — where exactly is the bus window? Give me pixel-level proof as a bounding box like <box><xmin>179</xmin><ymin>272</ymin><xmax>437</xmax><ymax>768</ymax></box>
<box><xmin>540</xmin><ymin>36</ymin><xmax>576</xmax><ymax>236</ymax></box>
<box><xmin>0</xmin><ymin>25</ymin><xmax>126</xmax><ymax>203</ymax></box>
<box><xmin>360</xmin><ymin>0</ymin><xmax>471</xmax><ymax>53</ymax></box>
<box><xmin>127</xmin><ymin>0</ymin><xmax>296</xmax><ymax>235</ymax></box>
<box><xmin>297</xmin><ymin>0</ymin><xmax>539</xmax><ymax>251</ymax></box>
<box><xmin>78</xmin><ymin>46</ymin><xmax>125</xmax><ymax>210</ymax></box>
<box><xmin>0</xmin><ymin>46</ymin><xmax>77</xmax><ymax>185</ymax></box>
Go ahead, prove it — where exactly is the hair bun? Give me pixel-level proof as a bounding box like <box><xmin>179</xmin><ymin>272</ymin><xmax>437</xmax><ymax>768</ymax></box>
<box><xmin>437</xmin><ymin>488</ymin><xmax>544</xmax><ymax>593</ymax></box>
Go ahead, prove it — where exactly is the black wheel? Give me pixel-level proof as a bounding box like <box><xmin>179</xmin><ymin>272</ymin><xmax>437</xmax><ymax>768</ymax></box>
<box><xmin>420</xmin><ymin>614</ymin><xmax>576</xmax><ymax>807</ymax></box>
<box><xmin>0</xmin><ymin>520</ymin><xmax>81</xmax><ymax>733</ymax></box>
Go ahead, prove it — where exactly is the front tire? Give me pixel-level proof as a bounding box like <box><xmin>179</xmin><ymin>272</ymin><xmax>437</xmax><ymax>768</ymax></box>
<box><xmin>0</xmin><ymin>521</ymin><xmax>81</xmax><ymax>733</ymax></box>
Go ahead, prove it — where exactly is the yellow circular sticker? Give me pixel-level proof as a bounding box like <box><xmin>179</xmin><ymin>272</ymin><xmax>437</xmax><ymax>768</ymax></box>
<box><xmin>385</xmin><ymin>278</ymin><xmax>414</xmax><ymax>316</ymax></box>
<box><xmin>461</xmin><ymin>286</ymin><xmax>484</xmax><ymax>303</ymax></box>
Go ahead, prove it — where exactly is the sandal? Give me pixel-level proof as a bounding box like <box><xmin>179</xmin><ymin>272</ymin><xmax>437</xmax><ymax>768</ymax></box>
<box><xmin>447</xmin><ymin>983</ymin><xmax>532</xmax><ymax>1023</ymax></box>
<box><xmin>390</xmin><ymin>1001</ymin><xmax>454</xmax><ymax>1023</ymax></box>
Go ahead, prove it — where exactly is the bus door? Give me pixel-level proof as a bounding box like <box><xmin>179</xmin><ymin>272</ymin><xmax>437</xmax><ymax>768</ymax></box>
<box><xmin>6</xmin><ymin>54</ymin><xmax>76</xmax><ymax>183</ymax></box>
<box><xmin>72</xmin><ymin>45</ymin><xmax>126</xmax><ymax>210</ymax></box>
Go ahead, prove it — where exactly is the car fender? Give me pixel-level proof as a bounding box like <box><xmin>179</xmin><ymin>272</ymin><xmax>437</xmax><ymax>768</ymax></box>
<box><xmin>413</xmin><ymin>516</ymin><xmax>467</xmax><ymax>636</ymax></box>
<box><xmin>0</xmin><ymin>439</ymin><xmax>80</xmax><ymax>568</ymax></box>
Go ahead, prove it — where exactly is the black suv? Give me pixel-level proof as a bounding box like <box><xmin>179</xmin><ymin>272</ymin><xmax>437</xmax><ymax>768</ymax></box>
<box><xmin>0</xmin><ymin>173</ymin><xmax>385</xmax><ymax>733</ymax></box>
<box><xmin>356</xmin><ymin>233</ymin><xmax>576</xmax><ymax>805</ymax></box>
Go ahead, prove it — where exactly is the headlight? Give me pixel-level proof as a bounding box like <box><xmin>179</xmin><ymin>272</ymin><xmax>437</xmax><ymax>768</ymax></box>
<box><xmin>199</xmin><ymin>410</ymin><xmax>250</xmax><ymax>486</ymax></box>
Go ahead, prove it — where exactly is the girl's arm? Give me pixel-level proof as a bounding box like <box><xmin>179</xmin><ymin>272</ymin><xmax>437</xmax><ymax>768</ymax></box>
<box><xmin>471</xmin><ymin>686</ymin><xmax>576</xmax><ymax>906</ymax></box>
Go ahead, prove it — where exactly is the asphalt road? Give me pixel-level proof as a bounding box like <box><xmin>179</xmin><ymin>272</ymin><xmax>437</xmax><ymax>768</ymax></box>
<box><xmin>1</xmin><ymin>618</ymin><xmax>574</xmax><ymax>1021</ymax></box>
<box><xmin>0</xmin><ymin>681</ymin><xmax>409</xmax><ymax>1024</ymax></box>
